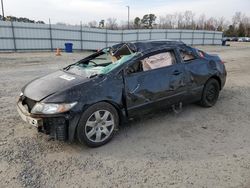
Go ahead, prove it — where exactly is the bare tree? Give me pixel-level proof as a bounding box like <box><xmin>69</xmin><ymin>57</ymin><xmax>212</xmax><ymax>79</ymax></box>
<box><xmin>159</xmin><ymin>14</ymin><xmax>174</xmax><ymax>29</ymax></box>
<box><xmin>53</xmin><ymin>10</ymin><xmax>250</xmax><ymax>36</ymax></box>
<box><xmin>106</xmin><ymin>18</ymin><xmax>118</xmax><ymax>30</ymax></box>
<box><xmin>166</xmin><ymin>14</ymin><xmax>175</xmax><ymax>28</ymax></box>
<box><xmin>177</xmin><ymin>13</ymin><xmax>184</xmax><ymax>29</ymax></box>
<box><xmin>88</xmin><ymin>20</ymin><xmax>97</xmax><ymax>28</ymax></box>
<box><xmin>232</xmin><ymin>12</ymin><xmax>242</xmax><ymax>26</ymax></box>
<box><xmin>242</xmin><ymin>16</ymin><xmax>250</xmax><ymax>36</ymax></box>
<box><xmin>171</xmin><ymin>13</ymin><xmax>179</xmax><ymax>29</ymax></box>
<box><xmin>198</xmin><ymin>14</ymin><xmax>206</xmax><ymax>30</ymax></box>
<box><xmin>206</xmin><ymin>17</ymin><xmax>217</xmax><ymax>30</ymax></box>
<box><xmin>217</xmin><ymin>17</ymin><xmax>225</xmax><ymax>31</ymax></box>
<box><xmin>183</xmin><ymin>11</ymin><xmax>195</xmax><ymax>29</ymax></box>
<box><xmin>159</xmin><ymin>16</ymin><xmax>167</xmax><ymax>29</ymax></box>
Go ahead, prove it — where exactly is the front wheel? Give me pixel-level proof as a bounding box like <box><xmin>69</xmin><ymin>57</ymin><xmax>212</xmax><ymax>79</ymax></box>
<box><xmin>77</xmin><ymin>102</ymin><xmax>119</xmax><ymax>147</ymax></box>
<box><xmin>200</xmin><ymin>78</ymin><xmax>220</xmax><ymax>107</ymax></box>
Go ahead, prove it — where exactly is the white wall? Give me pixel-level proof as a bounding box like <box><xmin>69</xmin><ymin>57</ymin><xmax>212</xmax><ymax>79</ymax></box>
<box><xmin>0</xmin><ymin>21</ymin><xmax>223</xmax><ymax>51</ymax></box>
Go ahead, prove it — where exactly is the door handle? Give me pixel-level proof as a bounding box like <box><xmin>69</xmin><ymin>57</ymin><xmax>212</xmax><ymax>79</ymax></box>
<box><xmin>173</xmin><ymin>70</ymin><xmax>182</xmax><ymax>75</ymax></box>
<box><xmin>131</xmin><ymin>84</ymin><xmax>140</xmax><ymax>93</ymax></box>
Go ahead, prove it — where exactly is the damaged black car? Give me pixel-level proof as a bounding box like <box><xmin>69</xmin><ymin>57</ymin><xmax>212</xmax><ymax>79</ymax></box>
<box><xmin>17</xmin><ymin>40</ymin><xmax>227</xmax><ymax>147</ymax></box>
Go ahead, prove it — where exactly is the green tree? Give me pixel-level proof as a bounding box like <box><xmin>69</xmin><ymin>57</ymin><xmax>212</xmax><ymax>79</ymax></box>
<box><xmin>238</xmin><ymin>22</ymin><xmax>245</xmax><ymax>37</ymax></box>
<box><xmin>224</xmin><ymin>25</ymin><xmax>236</xmax><ymax>37</ymax></box>
<box><xmin>217</xmin><ymin>25</ymin><xmax>223</xmax><ymax>31</ymax></box>
<box><xmin>141</xmin><ymin>14</ymin><xmax>149</xmax><ymax>28</ymax></box>
<box><xmin>36</xmin><ymin>21</ymin><xmax>45</xmax><ymax>24</ymax></box>
<box><xmin>148</xmin><ymin>14</ymin><xmax>157</xmax><ymax>28</ymax></box>
<box><xmin>99</xmin><ymin>20</ymin><xmax>105</xmax><ymax>28</ymax></box>
<box><xmin>141</xmin><ymin>14</ymin><xmax>156</xmax><ymax>29</ymax></box>
<box><xmin>4</xmin><ymin>15</ymin><xmax>44</xmax><ymax>23</ymax></box>
<box><xmin>134</xmin><ymin>17</ymin><xmax>141</xmax><ymax>28</ymax></box>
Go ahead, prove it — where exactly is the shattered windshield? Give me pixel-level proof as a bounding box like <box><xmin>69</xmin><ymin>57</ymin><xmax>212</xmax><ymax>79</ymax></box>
<box><xmin>64</xmin><ymin>47</ymin><xmax>136</xmax><ymax>78</ymax></box>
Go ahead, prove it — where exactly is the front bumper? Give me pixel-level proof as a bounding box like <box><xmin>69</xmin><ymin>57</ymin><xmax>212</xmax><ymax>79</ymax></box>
<box><xmin>16</xmin><ymin>99</ymin><xmax>68</xmax><ymax>141</ymax></box>
<box><xmin>17</xmin><ymin>100</ymin><xmax>43</xmax><ymax>127</ymax></box>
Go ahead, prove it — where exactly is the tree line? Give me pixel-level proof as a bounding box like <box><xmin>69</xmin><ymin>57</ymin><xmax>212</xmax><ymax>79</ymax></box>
<box><xmin>1</xmin><ymin>11</ymin><xmax>249</xmax><ymax>37</ymax></box>
<box><xmin>0</xmin><ymin>15</ymin><xmax>45</xmax><ymax>24</ymax></box>
<box><xmin>88</xmin><ymin>11</ymin><xmax>250</xmax><ymax>37</ymax></box>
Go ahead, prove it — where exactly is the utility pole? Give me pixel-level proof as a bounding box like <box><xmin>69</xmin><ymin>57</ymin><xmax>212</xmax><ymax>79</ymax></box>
<box><xmin>1</xmin><ymin>0</ymin><xmax>5</xmax><ymax>21</ymax></box>
<box><xmin>126</xmin><ymin>5</ymin><xmax>130</xmax><ymax>29</ymax></box>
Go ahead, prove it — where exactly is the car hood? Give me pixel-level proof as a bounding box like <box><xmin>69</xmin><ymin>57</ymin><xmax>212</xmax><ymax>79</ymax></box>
<box><xmin>22</xmin><ymin>70</ymin><xmax>90</xmax><ymax>101</ymax></box>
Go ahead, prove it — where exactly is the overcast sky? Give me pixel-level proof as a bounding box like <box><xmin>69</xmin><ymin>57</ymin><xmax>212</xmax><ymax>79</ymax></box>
<box><xmin>3</xmin><ymin>0</ymin><xmax>250</xmax><ymax>24</ymax></box>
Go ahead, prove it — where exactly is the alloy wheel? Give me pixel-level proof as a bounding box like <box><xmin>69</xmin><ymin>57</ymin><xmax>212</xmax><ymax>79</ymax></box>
<box><xmin>85</xmin><ymin>110</ymin><xmax>115</xmax><ymax>143</ymax></box>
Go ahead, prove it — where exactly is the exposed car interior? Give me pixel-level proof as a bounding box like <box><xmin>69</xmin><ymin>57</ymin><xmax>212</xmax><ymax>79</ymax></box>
<box><xmin>65</xmin><ymin>44</ymin><xmax>136</xmax><ymax>78</ymax></box>
<box><xmin>141</xmin><ymin>52</ymin><xmax>176</xmax><ymax>71</ymax></box>
<box><xmin>109</xmin><ymin>44</ymin><xmax>133</xmax><ymax>63</ymax></box>
<box><xmin>126</xmin><ymin>51</ymin><xmax>176</xmax><ymax>74</ymax></box>
<box><xmin>179</xmin><ymin>50</ymin><xmax>196</xmax><ymax>62</ymax></box>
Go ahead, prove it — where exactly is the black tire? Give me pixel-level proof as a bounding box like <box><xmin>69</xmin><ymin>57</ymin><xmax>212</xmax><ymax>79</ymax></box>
<box><xmin>200</xmin><ymin>78</ymin><xmax>220</xmax><ymax>107</ymax></box>
<box><xmin>77</xmin><ymin>102</ymin><xmax>119</xmax><ymax>147</ymax></box>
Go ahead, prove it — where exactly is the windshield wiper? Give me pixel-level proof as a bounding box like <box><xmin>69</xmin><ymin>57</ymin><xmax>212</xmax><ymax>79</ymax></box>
<box><xmin>89</xmin><ymin>74</ymin><xmax>98</xmax><ymax>78</ymax></box>
<box><xmin>63</xmin><ymin>64</ymin><xmax>74</xmax><ymax>71</ymax></box>
<box><xmin>89</xmin><ymin>74</ymin><xmax>104</xmax><ymax>79</ymax></box>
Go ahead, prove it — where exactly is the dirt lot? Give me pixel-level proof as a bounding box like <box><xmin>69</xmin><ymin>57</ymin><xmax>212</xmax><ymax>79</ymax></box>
<box><xmin>0</xmin><ymin>42</ymin><xmax>250</xmax><ymax>188</ymax></box>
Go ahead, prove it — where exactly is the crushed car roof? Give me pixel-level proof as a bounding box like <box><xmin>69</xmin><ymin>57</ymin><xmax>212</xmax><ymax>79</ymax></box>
<box><xmin>111</xmin><ymin>40</ymin><xmax>186</xmax><ymax>54</ymax></box>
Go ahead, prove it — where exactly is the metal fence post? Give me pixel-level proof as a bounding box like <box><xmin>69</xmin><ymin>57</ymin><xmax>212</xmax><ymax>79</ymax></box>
<box><xmin>10</xmin><ymin>21</ymin><xmax>16</xmax><ymax>51</ymax></box>
<box><xmin>121</xmin><ymin>30</ymin><xmax>123</xmax><ymax>43</ymax></box>
<box><xmin>180</xmin><ymin>30</ymin><xmax>182</xmax><ymax>42</ymax></box>
<box><xmin>202</xmin><ymin>31</ymin><xmax>206</xmax><ymax>45</ymax></box>
<box><xmin>212</xmin><ymin>31</ymin><xmax>216</xmax><ymax>45</ymax></box>
<box><xmin>137</xmin><ymin>30</ymin><xmax>139</xmax><ymax>41</ymax></box>
<box><xmin>80</xmin><ymin>21</ymin><xmax>83</xmax><ymax>51</ymax></box>
<box><xmin>191</xmin><ymin>30</ymin><xmax>194</xmax><ymax>46</ymax></box>
<box><xmin>105</xmin><ymin>28</ymin><xmax>108</xmax><ymax>48</ymax></box>
<box><xmin>49</xmin><ymin>19</ymin><xmax>53</xmax><ymax>51</ymax></box>
<box><xmin>149</xmin><ymin>29</ymin><xmax>152</xmax><ymax>40</ymax></box>
<box><xmin>165</xmin><ymin>29</ymin><xmax>168</xmax><ymax>39</ymax></box>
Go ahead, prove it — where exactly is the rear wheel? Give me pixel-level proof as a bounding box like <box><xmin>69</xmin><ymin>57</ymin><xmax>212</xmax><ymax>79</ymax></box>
<box><xmin>200</xmin><ymin>78</ymin><xmax>220</xmax><ymax>107</ymax></box>
<box><xmin>77</xmin><ymin>102</ymin><xmax>119</xmax><ymax>147</ymax></box>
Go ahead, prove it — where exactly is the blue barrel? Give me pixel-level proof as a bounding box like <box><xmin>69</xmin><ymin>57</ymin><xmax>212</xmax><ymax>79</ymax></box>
<box><xmin>65</xmin><ymin>43</ymin><xmax>73</xmax><ymax>53</ymax></box>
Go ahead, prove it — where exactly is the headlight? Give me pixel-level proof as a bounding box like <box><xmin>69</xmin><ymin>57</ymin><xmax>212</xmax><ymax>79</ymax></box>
<box><xmin>31</xmin><ymin>102</ymin><xmax>77</xmax><ymax>114</ymax></box>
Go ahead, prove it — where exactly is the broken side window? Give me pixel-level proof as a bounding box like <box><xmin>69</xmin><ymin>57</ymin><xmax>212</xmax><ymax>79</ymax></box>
<box><xmin>179</xmin><ymin>49</ymin><xmax>196</xmax><ymax>62</ymax></box>
<box><xmin>141</xmin><ymin>51</ymin><xmax>175</xmax><ymax>71</ymax></box>
<box><xmin>125</xmin><ymin>50</ymin><xmax>176</xmax><ymax>74</ymax></box>
<box><xmin>101</xmin><ymin>53</ymin><xmax>136</xmax><ymax>74</ymax></box>
<box><xmin>111</xmin><ymin>44</ymin><xmax>133</xmax><ymax>57</ymax></box>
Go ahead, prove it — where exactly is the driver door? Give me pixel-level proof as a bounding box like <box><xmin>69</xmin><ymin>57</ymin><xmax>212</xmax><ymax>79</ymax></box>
<box><xmin>123</xmin><ymin>48</ymin><xmax>188</xmax><ymax>116</ymax></box>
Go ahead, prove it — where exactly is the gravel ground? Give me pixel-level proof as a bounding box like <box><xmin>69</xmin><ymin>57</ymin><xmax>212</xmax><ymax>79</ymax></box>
<box><xmin>0</xmin><ymin>42</ymin><xmax>250</xmax><ymax>188</ymax></box>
